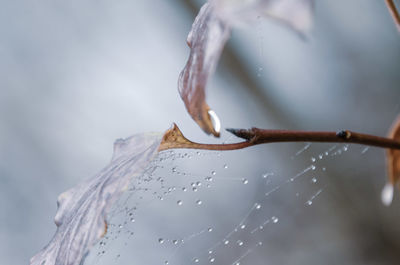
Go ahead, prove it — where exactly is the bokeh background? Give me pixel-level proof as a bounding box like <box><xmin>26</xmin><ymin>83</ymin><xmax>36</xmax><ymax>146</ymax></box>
<box><xmin>1</xmin><ymin>0</ymin><xmax>400</xmax><ymax>264</ymax></box>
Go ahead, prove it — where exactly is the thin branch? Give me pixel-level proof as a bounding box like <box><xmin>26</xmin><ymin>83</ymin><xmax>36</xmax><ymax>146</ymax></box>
<box><xmin>226</xmin><ymin>128</ymin><xmax>400</xmax><ymax>149</ymax></box>
<box><xmin>385</xmin><ymin>0</ymin><xmax>400</xmax><ymax>31</ymax></box>
<box><xmin>159</xmin><ymin>123</ymin><xmax>400</xmax><ymax>152</ymax></box>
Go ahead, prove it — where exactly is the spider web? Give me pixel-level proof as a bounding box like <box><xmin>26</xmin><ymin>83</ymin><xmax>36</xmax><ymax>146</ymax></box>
<box><xmin>82</xmin><ymin>136</ymin><xmax>372</xmax><ymax>265</ymax></box>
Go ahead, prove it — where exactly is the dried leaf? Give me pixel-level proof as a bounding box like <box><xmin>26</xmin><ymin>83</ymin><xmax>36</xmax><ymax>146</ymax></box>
<box><xmin>178</xmin><ymin>0</ymin><xmax>313</xmax><ymax>137</ymax></box>
<box><xmin>214</xmin><ymin>0</ymin><xmax>314</xmax><ymax>33</ymax></box>
<box><xmin>383</xmin><ymin>116</ymin><xmax>400</xmax><ymax>205</ymax></box>
<box><xmin>178</xmin><ymin>3</ymin><xmax>228</xmax><ymax>137</ymax></box>
<box><xmin>30</xmin><ymin>133</ymin><xmax>163</xmax><ymax>265</ymax></box>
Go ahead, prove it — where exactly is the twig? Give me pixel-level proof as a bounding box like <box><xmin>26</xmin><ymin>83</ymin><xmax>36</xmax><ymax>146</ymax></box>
<box><xmin>385</xmin><ymin>0</ymin><xmax>400</xmax><ymax>31</ymax></box>
<box><xmin>226</xmin><ymin>128</ymin><xmax>400</xmax><ymax>149</ymax></box>
<box><xmin>158</xmin><ymin>123</ymin><xmax>400</xmax><ymax>151</ymax></box>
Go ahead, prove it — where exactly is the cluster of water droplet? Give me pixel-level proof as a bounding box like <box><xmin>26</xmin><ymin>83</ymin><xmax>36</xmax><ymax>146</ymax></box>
<box><xmin>85</xmin><ymin>141</ymin><xmax>362</xmax><ymax>265</ymax></box>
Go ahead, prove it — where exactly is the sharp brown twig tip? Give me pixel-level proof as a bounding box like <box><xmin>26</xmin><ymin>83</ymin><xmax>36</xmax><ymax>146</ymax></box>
<box><xmin>225</xmin><ymin>128</ymin><xmax>251</xmax><ymax>140</ymax></box>
<box><xmin>225</xmin><ymin>128</ymin><xmax>239</xmax><ymax>135</ymax></box>
<box><xmin>226</xmin><ymin>128</ymin><xmax>240</xmax><ymax>135</ymax></box>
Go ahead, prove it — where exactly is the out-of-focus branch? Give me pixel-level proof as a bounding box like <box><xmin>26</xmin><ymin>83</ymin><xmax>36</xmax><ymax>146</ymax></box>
<box><xmin>385</xmin><ymin>0</ymin><xmax>400</xmax><ymax>31</ymax></box>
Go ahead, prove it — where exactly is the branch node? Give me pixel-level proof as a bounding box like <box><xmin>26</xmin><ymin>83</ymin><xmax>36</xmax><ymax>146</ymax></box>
<box><xmin>336</xmin><ymin>130</ymin><xmax>351</xmax><ymax>139</ymax></box>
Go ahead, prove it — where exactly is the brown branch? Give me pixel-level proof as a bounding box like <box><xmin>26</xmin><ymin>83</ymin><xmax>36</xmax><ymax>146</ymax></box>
<box><xmin>226</xmin><ymin>128</ymin><xmax>400</xmax><ymax>149</ymax></box>
<box><xmin>385</xmin><ymin>0</ymin><xmax>400</xmax><ymax>31</ymax></box>
<box><xmin>159</xmin><ymin>123</ymin><xmax>400</xmax><ymax>152</ymax></box>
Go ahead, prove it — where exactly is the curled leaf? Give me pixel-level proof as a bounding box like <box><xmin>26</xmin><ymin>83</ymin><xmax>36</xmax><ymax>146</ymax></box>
<box><xmin>384</xmin><ymin>115</ymin><xmax>400</xmax><ymax>205</ymax></box>
<box><xmin>30</xmin><ymin>133</ymin><xmax>163</xmax><ymax>265</ymax></box>
<box><xmin>178</xmin><ymin>0</ymin><xmax>313</xmax><ymax>137</ymax></box>
<box><xmin>178</xmin><ymin>2</ymin><xmax>228</xmax><ymax>137</ymax></box>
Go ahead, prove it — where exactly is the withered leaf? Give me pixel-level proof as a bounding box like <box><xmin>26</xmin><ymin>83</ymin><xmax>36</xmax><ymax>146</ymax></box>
<box><xmin>383</xmin><ymin>116</ymin><xmax>400</xmax><ymax>206</ymax></box>
<box><xmin>178</xmin><ymin>2</ymin><xmax>228</xmax><ymax>137</ymax></box>
<box><xmin>178</xmin><ymin>0</ymin><xmax>313</xmax><ymax>137</ymax></box>
<box><xmin>30</xmin><ymin>133</ymin><xmax>163</xmax><ymax>265</ymax></box>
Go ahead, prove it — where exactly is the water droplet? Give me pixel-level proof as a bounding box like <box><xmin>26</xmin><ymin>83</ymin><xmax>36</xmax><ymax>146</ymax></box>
<box><xmin>272</xmin><ymin>216</ymin><xmax>279</xmax><ymax>223</ymax></box>
<box><xmin>158</xmin><ymin>238</ymin><xmax>164</xmax><ymax>244</ymax></box>
<box><xmin>223</xmin><ymin>164</ymin><xmax>228</xmax><ymax>169</ymax></box>
<box><xmin>172</xmin><ymin>167</ymin><xmax>177</xmax><ymax>173</ymax></box>
<box><xmin>311</xmin><ymin>165</ymin><xmax>316</xmax><ymax>170</ymax></box>
<box><xmin>172</xmin><ymin>240</ymin><xmax>178</xmax><ymax>245</ymax></box>
<box><xmin>118</xmin><ymin>224</ymin><xmax>123</xmax><ymax>229</ymax></box>
<box><xmin>208</xmin><ymin>250</ymin><xmax>213</xmax><ymax>254</ymax></box>
<box><xmin>130</xmin><ymin>218</ymin><xmax>135</xmax><ymax>222</ymax></box>
<box><xmin>258</xmin><ymin>241</ymin><xmax>263</xmax><ymax>246</ymax></box>
<box><xmin>306</xmin><ymin>200</ymin><xmax>313</xmax><ymax>206</ymax></box>
<box><xmin>182</xmin><ymin>187</ymin><xmax>187</xmax><ymax>192</ymax></box>
<box><xmin>208</xmin><ymin>227</ymin><xmax>213</xmax><ymax>232</ymax></box>
<box><xmin>311</xmin><ymin>177</ymin><xmax>317</xmax><ymax>183</ymax></box>
<box><xmin>193</xmin><ymin>257</ymin><xmax>199</xmax><ymax>263</ymax></box>
<box><xmin>205</xmin><ymin>177</ymin><xmax>213</xmax><ymax>182</ymax></box>
<box><xmin>311</xmin><ymin>157</ymin><xmax>316</xmax><ymax>162</ymax></box>
<box><xmin>192</xmin><ymin>187</ymin><xmax>198</xmax><ymax>192</ymax></box>
<box><xmin>196</xmin><ymin>200</ymin><xmax>202</xmax><ymax>205</ymax></box>
<box><xmin>210</xmin><ymin>257</ymin><xmax>215</xmax><ymax>263</ymax></box>
<box><xmin>240</xmin><ymin>224</ymin><xmax>246</xmax><ymax>229</ymax></box>
<box><xmin>242</xmin><ymin>178</ymin><xmax>249</xmax><ymax>185</ymax></box>
<box><xmin>289</xmin><ymin>178</ymin><xmax>294</xmax><ymax>182</ymax></box>
<box><xmin>191</xmin><ymin>182</ymin><xmax>196</xmax><ymax>187</ymax></box>
<box><xmin>211</xmin><ymin>171</ymin><xmax>216</xmax><ymax>175</ymax></box>
<box><xmin>381</xmin><ymin>183</ymin><xmax>394</xmax><ymax>206</ymax></box>
<box><xmin>237</xmin><ymin>240</ymin><xmax>244</xmax><ymax>246</ymax></box>
<box><xmin>319</xmin><ymin>154</ymin><xmax>323</xmax><ymax>159</ymax></box>
<box><xmin>255</xmin><ymin>203</ymin><xmax>261</xmax><ymax>210</ymax></box>
<box><xmin>177</xmin><ymin>200</ymin><xmax>183</xmax><ymax>206</ymax></box>
<box><xmin>322</xmin><ymin>167</ymin><xmax>326</xmax><ymax>171</ymax></box>
<box><xmin>224</xmin><ymin>240</ymin><xmax>229</xmax><ymax>245</ymax></box>
<box><xmin>165</xmin><ymin>261</ymin><xmax>169</xmax><ymax>265</ymax></box>
<box><xmin>208</xmin><ymin>109</ymin><xmax>221</xmax><ymax>134</ymax></box>
<box><xmin>196</xmin><ymin>181</ymin><xmax>202</xmax><ymax>186</ymax></box>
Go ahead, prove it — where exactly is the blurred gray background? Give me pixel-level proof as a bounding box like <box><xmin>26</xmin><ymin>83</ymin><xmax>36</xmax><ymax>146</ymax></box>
<box><xmin>1</xmin><ymin>0</ymin><xmax>400</xmax><ymax>264</ymax></box>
